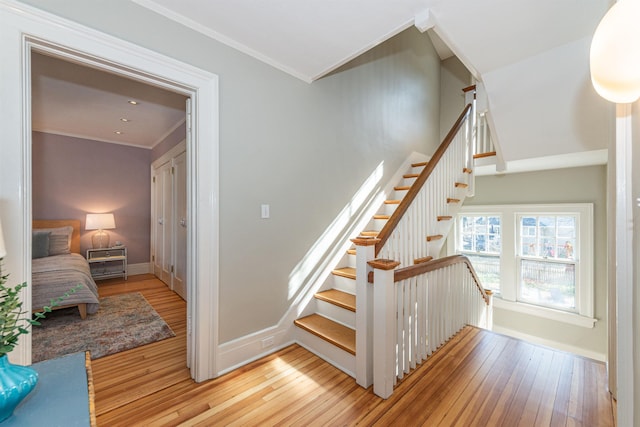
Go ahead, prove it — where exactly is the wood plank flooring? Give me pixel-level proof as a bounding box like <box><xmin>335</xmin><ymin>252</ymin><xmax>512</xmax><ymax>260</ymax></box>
<box><xmin>91</xmin><ymin>275</ymin><xmax>616</xmax><ymax>426</ymax></box>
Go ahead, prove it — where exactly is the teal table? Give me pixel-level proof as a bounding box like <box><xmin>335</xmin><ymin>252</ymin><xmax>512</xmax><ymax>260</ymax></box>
<box><xmin>0</xmin><ymin>352</ymin><xmax>95</xmax><ymax>426</ymax></box>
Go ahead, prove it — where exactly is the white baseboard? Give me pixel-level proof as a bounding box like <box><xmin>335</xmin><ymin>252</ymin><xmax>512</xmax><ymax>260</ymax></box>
<box><xmin>491</xmin><ymin>325</ymin><xmax>606</xmax><ymax>362</ymax></box>
<box><xmin>128</xmin><ymin>263</ymin><xmax>150</xmax><ymax>276</ymax></box>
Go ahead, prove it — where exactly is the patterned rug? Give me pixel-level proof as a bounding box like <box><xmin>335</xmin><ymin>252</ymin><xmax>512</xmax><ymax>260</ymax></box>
<box><xmin>32</xmin><ymin>292</ymin><xmax>175</xmax><ymax>363</ymax></box>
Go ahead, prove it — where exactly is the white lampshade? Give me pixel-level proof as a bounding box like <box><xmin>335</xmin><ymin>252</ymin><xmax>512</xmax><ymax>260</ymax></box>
<box><xmin>86</xmin><ymin>213</ymin><xmax>116</xmax><ymax>249</ymax></box>
<box><xmin>590</xmin><ymin>0</ymin><xmax>640</xmax><ymax>103</ymax></box>
<box><xmin>0</xmin><ymin>218</ymin><xmax>6</xmax><ymax>259</ymax></box>
<box><xmin>85</xmin><ymin>213</ymin><xmax>116</xmax><ymax>231</ymax></box>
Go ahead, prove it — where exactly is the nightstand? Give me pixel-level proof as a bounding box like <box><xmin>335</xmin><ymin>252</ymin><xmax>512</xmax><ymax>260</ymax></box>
<box><xmin>86</xmin><ymin>246</ymin><xmax>127</xmax><ymax>280</ymax></box>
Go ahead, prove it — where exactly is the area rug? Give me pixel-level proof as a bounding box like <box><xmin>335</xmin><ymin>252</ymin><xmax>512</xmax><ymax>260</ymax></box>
<box><xmin>32</xmin><ymin>292</ymin><xmax>175</xmax><ymax>363</ymax></box>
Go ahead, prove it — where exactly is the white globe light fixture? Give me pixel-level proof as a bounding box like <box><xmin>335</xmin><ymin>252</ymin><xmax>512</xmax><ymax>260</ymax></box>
<box><xmin>590</xmin><ymin>0</ymin><xmax>640</xmax><ymax>103</ymax></box>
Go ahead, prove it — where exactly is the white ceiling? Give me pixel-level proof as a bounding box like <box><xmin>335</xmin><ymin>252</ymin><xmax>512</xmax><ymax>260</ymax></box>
<box><xmin>31</xmin><ymin>52</ymin><xmax>187</xmax><ymax>149</ymax></box>
<box><xmin>131</xmin><ymin>0</ymin><xmax>613</xmax><ymax>167</ymax></box>
<box><xmin>32</xmin><ymin>0</ymin><xmax>615</xmax><ymax>166</ymax></box>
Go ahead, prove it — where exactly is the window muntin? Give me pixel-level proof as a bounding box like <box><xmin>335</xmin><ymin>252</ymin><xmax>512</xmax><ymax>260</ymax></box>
<box><xmin>517</xmin><ymin>214</ymin><xmax>578</xmax><ymax>312</ymax></box>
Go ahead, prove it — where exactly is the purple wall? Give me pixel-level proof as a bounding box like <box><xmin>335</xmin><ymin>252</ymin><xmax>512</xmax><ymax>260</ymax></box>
<box><xmin>151</xmin><ymin>121</ymin><xmax>186</xmax><ymax>163</ymax></box>
<box><xmin>32</xmin><ymin>132</ymin><xmax>151</xmax><ymax>264</ymax></box>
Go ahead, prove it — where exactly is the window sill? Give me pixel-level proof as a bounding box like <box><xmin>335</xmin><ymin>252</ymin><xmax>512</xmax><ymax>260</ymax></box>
<box><xmin>492</xmin><ymin>297</ymin><xmax>597</xmax><ymax>328</ymax></box>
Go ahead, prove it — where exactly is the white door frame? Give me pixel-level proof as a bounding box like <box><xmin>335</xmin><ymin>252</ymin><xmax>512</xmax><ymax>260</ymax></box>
<box><xmin>0</xmin><ymin>0</ymin><xmax>219</xmax><ymax>381</ymax></box>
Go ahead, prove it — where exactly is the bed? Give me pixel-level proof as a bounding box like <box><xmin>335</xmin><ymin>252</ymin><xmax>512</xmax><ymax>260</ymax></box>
<box><xmin>32</xmin><ymin>220</ymin><xmax>100</xmax><ymax>319</ymax></box>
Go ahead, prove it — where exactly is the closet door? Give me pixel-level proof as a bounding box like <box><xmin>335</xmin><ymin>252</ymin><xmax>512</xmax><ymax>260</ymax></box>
<box><xmin>173</xmin><ymin>151</ymin><xmax>187</xmax><ymax>300</ymax></box>
<box><xmin>152</xmin><ymin>161</ymin><xmax>173</xmax><ymax>285</ymax></box>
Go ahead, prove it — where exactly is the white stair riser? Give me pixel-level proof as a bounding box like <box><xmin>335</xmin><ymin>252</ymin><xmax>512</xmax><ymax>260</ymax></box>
<box><xmin>315</xmin><ymin>299</ymin><xmax>356</xmax><ymax>329</ymax></box>
<box><xmin>295</xmin><ymin>328</ymin><xmax>356</xmax><ymax>378</ymax></box>
<box><xmin>347</xmin><ymin>252</ymin><xmax>356</xmax><ymax>268</ymax></box>
<box><xmin>332</xmin><ymin>275</ymin><xmax>356</xmax><ymax>294</ymax></box>
<box><xmin>384</xmin><ymin>203</ymin><xmax>398</xmax><ymax>216</ymax></box>
<box><xmin>373</xmin><ymin>218</ymin><xmax>387</xmax><ymax>230</ymax></box>
<box><xmin>394</xmin><ymin>189</ymin><xmax>409</xmax><ymax>200</ymax></box>
<box><xmin>403</xmin><ymin>177</ymin><xmax>417</xmax><ymax>187</ymax></box>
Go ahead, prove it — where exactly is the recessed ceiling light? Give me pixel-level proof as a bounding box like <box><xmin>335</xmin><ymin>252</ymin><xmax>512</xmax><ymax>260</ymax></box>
<box><xmin>120</xmin><ymin>118</ymin><xmax>131</xmax><ymax>122</ymax></box>
<box><xmin>127</xmin><ymin>100</ymin><xmax>139</xmax><ymax>105</ymax></box>
<box><xmin>114</xmin><ymin>131</ymin><xmax>124</xmax><ymax>135</ymax></box>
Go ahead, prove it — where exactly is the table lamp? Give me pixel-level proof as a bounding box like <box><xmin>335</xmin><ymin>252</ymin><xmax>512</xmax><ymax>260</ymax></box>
<box><xmin>85</xmin><ymin>213</ymin><xmax>116</xmax><ymax>249</ymax></box>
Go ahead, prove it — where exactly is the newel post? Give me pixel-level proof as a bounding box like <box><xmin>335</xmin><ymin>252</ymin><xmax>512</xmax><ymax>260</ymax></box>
<box><xmin>351</xmin><ymin>237</ymin><xmax>378</xmax><ymax>388</ymax></box>
<box><xmin>485</xmin><ymin>289</ymin><xmax>494</xmax><ymax>330</ymax></box>
<box><xmin>369</xmin><ymin>258</ymin><xmax>401</xmax><ymax>399</ymax></box>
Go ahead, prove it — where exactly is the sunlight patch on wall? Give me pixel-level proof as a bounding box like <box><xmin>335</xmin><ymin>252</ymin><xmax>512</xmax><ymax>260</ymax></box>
<box><xmin>287</xmin><ymin>162</ymin><xmax>385</xmax><ymax>305</ymax></box>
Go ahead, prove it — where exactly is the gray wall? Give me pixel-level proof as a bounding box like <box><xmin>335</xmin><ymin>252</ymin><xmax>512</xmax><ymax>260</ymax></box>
<box><xmin>440</xmin><ymin>57</ymin><xmax>471</xmax><ymax>141</ymax></box>
<box><xmin>19</xmin><ymin>0</ymin><xmax>444</xmax><ymax>342</ymax></box>
<box><xmin>152</xmin><ymin>121</ymin><xmax>186</xmax><ymax>163</ymax></box>
<box><xmin>466</xmin><ymin>165</ymin><xmax>608</xmax><ymax>358</ymax></box>
<box><xmin>32</xmin><ymin>132</ymin><xmax>151</xmax><ymax>264</ymax></box>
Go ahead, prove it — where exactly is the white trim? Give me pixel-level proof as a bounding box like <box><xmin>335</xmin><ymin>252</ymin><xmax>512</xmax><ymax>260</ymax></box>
<box><xmin>127</xmin><ymin>262</ymin><xmax>150</xmax><ymax>276</ymax></box>
<box><xmin>615</xmin><ymin>103</ymin><xmax>633</xmax><ymax>425</ymax></box>
<box><xmin>0</xmin><ymin>0</ymin><xmax>219</xmax><ymax>382</ymax></box>
<box><xmin>32</xmin><ymin>129</ymin><xmax>154</xmax><ymax>150</ymax></box>
<box><xmin>131</xmin><ymin>0</ymin><xmax>313</xmax><ymax>83</ymax></box>
<box><xmin>493</xmin><ymin>297</ymin><xmax>597</xmax><ymax>328</ymax></box>
<box><xmin>475</xmin><ymin>149</ymin><xmax>609</xmax><ymax>176</ymax></box>
<box><xmin>491</xmin><ymin>325</ymin><xmax>606</xmax><ymax>362</ymax></box>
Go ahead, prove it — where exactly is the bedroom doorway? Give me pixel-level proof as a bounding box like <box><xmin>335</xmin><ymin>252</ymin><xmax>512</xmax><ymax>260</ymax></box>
<box><xmin>30</xmin><ymin>49</ymin><xmax>190</xmax><ymax>354</ymax></box>
<box><xmin>6</xmin><ymin>8</ymin><xmax>220</xmax><ymax>380</ymax></box>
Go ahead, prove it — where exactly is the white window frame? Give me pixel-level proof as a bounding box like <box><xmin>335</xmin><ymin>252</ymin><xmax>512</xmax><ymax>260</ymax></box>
<box><xmin>452</xmin><ymin>203</ymin><xmax>596</xmax><ymax>328</ymax></box>
<box><xmin>457</xmin><ymin>214</ymin><xmax>502</xmax><ymax>292</ymax></box>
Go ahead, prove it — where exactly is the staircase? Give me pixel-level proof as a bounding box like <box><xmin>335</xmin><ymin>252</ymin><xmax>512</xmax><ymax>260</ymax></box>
<box><xmin>293</xmin><ymin>88</ymin><xmax>496</xmax><ymax>385</ymax></box>
<box><xmin>294</xmin><ymin>153</ymin><xmax>476</xmax><ymax>374</ymax></box>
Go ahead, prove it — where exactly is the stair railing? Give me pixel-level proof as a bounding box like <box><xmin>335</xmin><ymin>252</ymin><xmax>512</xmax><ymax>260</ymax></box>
<box><xmin>369</xmin><ymin>255</ymin><xmax>492</xmax><ymax>399</ymax></box>
<box><xmin>375</xmin><ymin>103</ymin><xmax>474</xmax><ymax>266</ymax></box>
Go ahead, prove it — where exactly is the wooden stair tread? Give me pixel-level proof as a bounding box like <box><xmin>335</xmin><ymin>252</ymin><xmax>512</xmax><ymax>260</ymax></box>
<box><xmin>294</xmin><ymin>314</ymin><xmax>355</xmax><ymax>355</ymax></box>
<box><xmin>403</xmin><ymin>173</ymin><xmax>420</xmax><ymax>179</ymax></box>
<box><xmin>463</xmin><ymin>167</ymin><xmax>473</xmax><ymax>174</ymax></box>
<box><xmin>437</xmin><ymin>215</ymin><xmax>453</xmax><ymax>221</ymax></box>
<box><xmin>426</xmin><ymin>234</ymin><xmax>444</xmax><ymax>242</ymax></box>
<box><xmin>384</xmin><ymin>200</ymin><xmax>401</xmax><ymax>205</ymax></box>
<box><xmin>411</xmin><ymin>161</ymin><xmax>428</xmax><ymax>167</ymax></box>
<box><xmin>455</xmin><ymin>182</ymin><xmax>469</xmax><ymax>188</ymax></box>
<box><xmin>414</xmin><ymin>256</ymin><xmax>433</xmax><ymax>264</ymax></box>
<box><xmin>394</xmin><ymin>186</ymin><xmax>411</xmax><ymax>191</ymax></box>
<box><xmin>347</xmin><ymin>248</ymin><xmax>356</xmax><ymax>255</ymax></box>
<box><xmin>473</xmin><ymin>151</ymin><xmax>497</xmax><ymax>159</ymax></box>
<box><xmin>373</xmin><ymin>214</ymin><xmax>391</xmax><ymax>220</ymax></box>
<box><xmin>447</xmin><ymin>198</ymin><xmax>460</xmax><ymax>203</ymax></box>
<box><xmin>360</xmin><ymin>230</ymin><xmax>379</xmax><ymax>237</ymax></box>
<box><xmin>315</xmin><ymin>289</ymin><xmax>356</xmax><ymax>312</ymax></box>
<box><xmin>332</xmin><ymin>267</ymin><xmax>356</xmax><ymax>280</ymax></box>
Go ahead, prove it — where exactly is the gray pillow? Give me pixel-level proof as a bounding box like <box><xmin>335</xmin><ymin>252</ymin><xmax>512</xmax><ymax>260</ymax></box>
<box><xmin>32</xmin><ymin>231</ymin><xmax>51</xmax><ymax>259</ymax></box>
<box><xmin>33</xmin><ymin>226</ymin><xmax>73</xmax><ymax>255</ymax></box>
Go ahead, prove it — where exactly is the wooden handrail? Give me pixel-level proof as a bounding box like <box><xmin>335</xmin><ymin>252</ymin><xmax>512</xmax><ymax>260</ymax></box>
<box><xmin>374</xmin><ymin>104</ymin><xmax>473</xmax><ymax>256</ymax></box>
<box><xmin>392</xmin><ymin>254</ymin><xmax>490</xmax><ymax>305</ymax></box>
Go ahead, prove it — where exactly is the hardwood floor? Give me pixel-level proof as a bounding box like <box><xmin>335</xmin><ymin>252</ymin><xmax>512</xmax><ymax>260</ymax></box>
<box><xmin>92</xmin><ymin>275</ymin><xmax>616</xmax><ymax>426</ymax></box>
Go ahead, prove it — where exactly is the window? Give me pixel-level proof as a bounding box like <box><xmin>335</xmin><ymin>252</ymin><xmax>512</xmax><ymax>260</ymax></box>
<box><xmin>453</xmin><ymin>204</ymin><xmax>594</xmax><ymax>327</ymax></box>
<box><xmin>458</xmin><ymin>215</ymin><xmax>501</xmax><ymax>292</ymax></box>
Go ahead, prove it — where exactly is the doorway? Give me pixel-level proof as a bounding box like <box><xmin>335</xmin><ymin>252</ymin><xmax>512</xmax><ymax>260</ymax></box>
<box><xmin>1</xmin><ymin>2</ymin><xmax>220</xmax><ymax>381</ymax></box>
